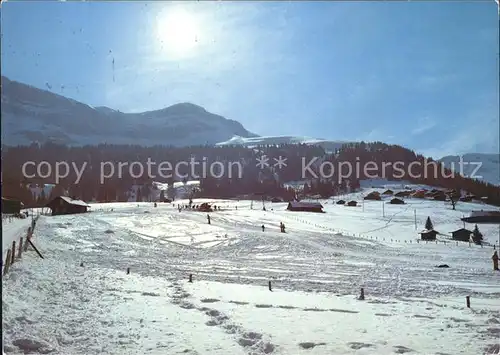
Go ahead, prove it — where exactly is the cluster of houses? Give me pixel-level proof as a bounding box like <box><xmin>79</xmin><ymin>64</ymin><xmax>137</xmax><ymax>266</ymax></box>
<box><xmin>375</xmin><ymin>187</ymin><xmax>476</xmax><ymax>203</ymax></box>
<box><xmin>363</xmin><ymin>190</ymin><xmax>405</xmax><ymax>204</ymax></box>
<box><xmin>285</xmin><ymin>187</ymin><xmax>478</xmax><ymax>214</ymax></box>
<box><xmin>420</xmin><ymin>216</ymin><xmax>485</xmax><ymax>245</ymax></box>
<box><xmin>286</xmin><ymin>199</ymin><xmax>365</xmax><ymax>212</ymax></box>
<box><xmin>285</xmin><ymin>194</ymin><xmax>494</xmax><ymax>246</ymax></box>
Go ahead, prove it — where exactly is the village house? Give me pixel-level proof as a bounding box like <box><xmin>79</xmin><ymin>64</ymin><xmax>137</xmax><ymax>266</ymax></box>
<box><xmin>1</xmin><ymin>197</ymin><xmax>24</xmax><ymax>214</ymax></box>
<box><xmin>346</xmin><ymin>200</ymin><xmax>358</xmax><ymax>207</ymax></box>
<box><xmin>411</xmin><ymin>190</ymin><xmax>426</xmax><ymax>199</ymax></box>
<box><xmin>461</xmin><ymin>210</ymin><xmax>500</xmax><ymax>223</ymax></box>
<box><xmin>287</xmin><ymin>201</ymin><xmax>324</xmax><ymax>213</ymax></box>
<box><xmin>451</xmin><ymin>228</ymin><xmax>473</xmax><ymax>242</ymax></box>
<box><xmin>420</xmin><ymin>229</ymin><xmax>438</xmax><ymax>241</ymax></box>
<box><xmin>382</xmin><ymin>189</ymin><xmax>394</xmax><ymax>195</ymax></box>
<box><xmin>433</xmin><ymin>191</ymin><xmax>447</xmax><ymax>201</ymax></box>
<box><xmin>389</xmin><ymin>197</ymin><xmax>405</xmax><ymax>205</ymax></box>
<box><xmin>394</xmin><ymin>191</ymin><xmax>411</xmax><ymax>198</ymax></box>
<box><xmin>46</xmin><ymin>196</ymin><xmax>89</xmax><ymax>216</ymax></box>
<box><xmin>364</xmin><ymin>191</ymin><xmax>381</xmax><ymax>200</ymax></box>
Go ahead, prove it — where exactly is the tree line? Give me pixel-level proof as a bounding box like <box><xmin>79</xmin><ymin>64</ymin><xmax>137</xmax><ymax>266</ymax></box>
<box><xmin>1</xmin><ymin>141</ymin><xmax>499</xmax><ymax>206</ymax></box>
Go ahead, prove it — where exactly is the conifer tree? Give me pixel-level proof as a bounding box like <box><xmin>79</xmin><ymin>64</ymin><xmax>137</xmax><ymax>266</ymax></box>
<box><xmin>425</xmin><ymin>216</ymin><xmax>433</xmax><ymax>230</ymax></box>
<box><xmin>472</xmin><ymin>224</ymin><xmax>483</xmax><ymax>244</ymax></box>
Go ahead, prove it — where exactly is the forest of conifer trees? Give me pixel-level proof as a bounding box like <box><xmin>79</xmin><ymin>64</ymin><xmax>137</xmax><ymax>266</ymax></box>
<box><xmin>2</xmin><ymin>141</ymin><xmax>500</xmax><ymax>207</ymax></box>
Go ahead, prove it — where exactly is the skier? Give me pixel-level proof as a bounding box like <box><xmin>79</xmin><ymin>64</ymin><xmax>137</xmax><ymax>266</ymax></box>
<box><xmin>493</xmin><ymin>251</ymin><xmax>499</xmax><ymax>271</ymax></box>
<box><xmin>207</xmin><ymin>214</ymin><xmax>211</xmax><ymax>225</ymax></box>
<box><xmin>262</xmin><ymin>225</ymin><xmax>265</xmax><ymax>232</ymax></box>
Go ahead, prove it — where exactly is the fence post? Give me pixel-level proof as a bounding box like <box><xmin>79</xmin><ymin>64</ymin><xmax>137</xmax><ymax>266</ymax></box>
<box><xmin>18</xmin><ymin>237</ymin><xmax>23</xmax><ymax>259</ymax></box>
<box><xmin>268</xmin><ymin>280</ymin><xmax>272</xmax><ymax>291</ymax></box>
<box><xmin>466</xmin><ymin>296</ymin><xmax>470</xmax><ymax>308</ymax></box>
<box><xmin>3</xmin><ymin>250</ymin><xmax>12</xmax><ymax>276</ymax></box>
<box><xmin>11</xmin><ymin>241</ymin><xmax>16</xmax><ymax>265</ymax></box>
<box><xmin>24</xmin><ymin>232</ymin><xmax>30</xmax><ymax>252</ymax></box>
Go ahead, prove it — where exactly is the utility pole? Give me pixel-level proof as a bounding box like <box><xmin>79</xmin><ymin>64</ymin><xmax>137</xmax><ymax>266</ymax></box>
<box><xmin>382</xmin><ymin>201</ymin><xmax>385</xmax><ymax>217</ymax></box>
<box><xmin>414</xmin><ymin>209</ymin><xmax>417</xmax><ymax>230</ymax></box>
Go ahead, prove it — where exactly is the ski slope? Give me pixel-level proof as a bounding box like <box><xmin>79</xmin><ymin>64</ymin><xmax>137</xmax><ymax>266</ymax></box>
<box><xmin>2</xmin><ymin>192</ymin><xmax>500</xmax><ymax>354</ymax></box>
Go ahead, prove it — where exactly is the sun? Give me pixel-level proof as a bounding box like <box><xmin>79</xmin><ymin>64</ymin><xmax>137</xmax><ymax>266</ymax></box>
<box><xmin>155</xmin><ymin>8</ymin><xmax>200</xmax><ymax>57</ymax></box>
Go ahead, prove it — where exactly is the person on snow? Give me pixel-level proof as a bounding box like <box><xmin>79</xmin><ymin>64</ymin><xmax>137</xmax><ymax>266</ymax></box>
<box><xmin>262</xmin><ymin>225</ymin><xmax>265</xmax><ymax>232</ymax></box>
<box><xmin>493</xmin><ymin>251</ymin><xmax>499</xmax><ymax>271</ymax></box>
<box><xmin>207</xmin><ymin>214</ymin><xmax>211</xmax><ymax>225</ymax></box>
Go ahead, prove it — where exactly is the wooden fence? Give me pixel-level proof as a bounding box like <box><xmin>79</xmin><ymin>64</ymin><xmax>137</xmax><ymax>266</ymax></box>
<box><xmin>2</xmin><ymin>216</ymin><xmax>40</xmax><ymax>277</ymax></box>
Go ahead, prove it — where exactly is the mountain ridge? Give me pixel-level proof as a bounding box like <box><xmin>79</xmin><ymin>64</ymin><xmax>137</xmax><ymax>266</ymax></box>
<box><xmin>1</xmin><ymin>76</ymin><xmax>498</xmax><ymax>186</ymax></box>
<box><xmin>1</xmin><ymin>76</ymin><xmax>258</xmax><ymax>147</ymax></box>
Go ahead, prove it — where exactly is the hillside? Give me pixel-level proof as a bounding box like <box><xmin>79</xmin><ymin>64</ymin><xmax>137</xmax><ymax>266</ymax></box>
<box><xmin>438</xmin><ymin>153</ymin><xmax>500</xmax><ymax>187</ymax></box>
<box><xmin>2</xmin><ymin>196</ymin><xmax>499</xmax><ymax>354</ymax></box>
<box><xmin>1</xmin><ymin>76</ymin><xmax>257</xmax><ymax>147</ymax></box>
<box><xmin>3</xmin><ymin>141</ymin><xmax>500</xmax><ymax>208</ymax></box>
<box><xmin>216</xmin><ymin>135</ymin><xmax>350</xmax><ymax>153</ymax></box>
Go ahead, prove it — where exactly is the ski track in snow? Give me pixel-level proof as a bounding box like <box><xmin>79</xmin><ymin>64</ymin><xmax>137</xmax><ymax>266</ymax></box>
<box><xmin>2</xmin><ymin>193</ymin><xmax>500</xmax><ymax>354</ymax></box>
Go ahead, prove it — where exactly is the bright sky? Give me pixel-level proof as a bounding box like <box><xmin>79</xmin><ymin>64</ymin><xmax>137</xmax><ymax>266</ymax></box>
<box><xmin>1</xmin><ymin>1</ymin><xmax>498</xmax><ymax>157</ymax></box>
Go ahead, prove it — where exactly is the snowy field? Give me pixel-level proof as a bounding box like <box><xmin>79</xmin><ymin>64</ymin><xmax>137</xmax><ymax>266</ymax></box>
<box><xmin>2</xmin><ymin>189</ymin><xmax>500</xmax><ymax>354</ymax></box>
<box><xmin>2</xmin><ymin>215</ymin><xmax>33</xmax><ymax>262</ymax></box>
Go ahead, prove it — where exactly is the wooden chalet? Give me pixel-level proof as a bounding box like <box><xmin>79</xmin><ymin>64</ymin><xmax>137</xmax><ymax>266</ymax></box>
<box><xmin>364</xmin><ymin>191</ymin><xmax>381</xmax><ymax>200</ymax></box>
<box><xmin>336</xmin><ymin>200</ymin><xmax>346</xmax><ymax>205</ymax></box>
<box><xmin>420</xmin><ymin>229</ymin><xmax>438</xmax><ymax>241</ymax></box>
<box><xmin>382</xmin><ymin>189</ymin><xmax>394</xmax><ymax>195</ymax></box>
<box><xmin>461</xmin><ymin>210</ymin><xmax>500</xmax><ymax>224</ymax></box>
<box><xmin>46</xmin><ymin>196</ymin><xmax>89</xmax><ymax>216</ymax></box>
<box><xmin>346</xmin><ymin>200</ymin><xmax>358</xmax><ymax>207</ymax></box>
<box><xmin>389</xmin><ymin>197</ymin><xmax>405</xmax><ymax>205</ymax></box>
<box><xmin>287</xmin><ymin>201</ymin><xmax>324</xmax><ymax>213</ymax></box>
<box><xmin>433</xmin><ymin>191</ymin><xmax>447</xmax><ymax>201</ymax></box>
<box><xmin>411</xmin><ymin>190</ymin><xmax>426</xmax><ymax>199</ymax></box>
<box><xmin>394</xmin><ymin>191</ymin><xmax>411</xmax><ymax>198</ymax></box>
<box><xmin>1</xmin><ymin>197</ymin><xmax>24</xmax><ymax>214</ymax></box>
<box><xmin>451</xmin><ymin>228</ymin><xmax>472</xmax><ymax>242</ymax></box>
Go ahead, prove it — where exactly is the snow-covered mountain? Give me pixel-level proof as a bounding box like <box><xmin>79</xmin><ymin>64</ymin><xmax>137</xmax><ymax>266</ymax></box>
<box><xmin>1</xmin><ymin>76</ymin><xmax>257</xmax><ymax>147</ymax></box>
<box><xmin>216</xmin><ymin>135</ymin><xmax>350</xmax><ymax>153</ymax></box>
<box><xmin>438</xmin><ymin>153</ymin><xmax>500</xmax><ymax>186</ymax></box>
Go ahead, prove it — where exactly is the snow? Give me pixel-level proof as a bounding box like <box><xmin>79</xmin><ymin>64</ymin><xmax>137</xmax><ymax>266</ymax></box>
<box><xmin>216</xmin><ymin>135</ymin><xmax>349</xmax><ymax>153</ymax></box>
<box><xmin>2</xmin><ymin>217</ymin><xmax>32</xmax><ymax>263</ymax></box>
<box><xmin>2</xmin><ymin>189</ymin><xmax>500</xmax><ymax>354</ymax></box>
<box><xmin>58</xmin><ymin>196</ymin><xmax>90</xmax><ymax>207</ymax></box>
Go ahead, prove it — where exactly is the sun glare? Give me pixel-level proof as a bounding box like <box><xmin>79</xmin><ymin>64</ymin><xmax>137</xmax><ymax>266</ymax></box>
<box><xmin>156</xmin><ymin>8</ymin><xmax>200</xmax><ymax>57</ymax></box>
